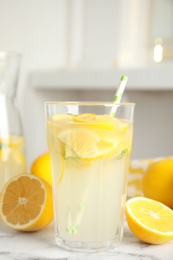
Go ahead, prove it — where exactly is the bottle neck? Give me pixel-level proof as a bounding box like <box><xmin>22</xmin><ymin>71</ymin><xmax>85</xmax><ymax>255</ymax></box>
<box><xmin>0</xmin><ymin>51</ymin><xmax>21</xmax><ymax>99</ymax></box>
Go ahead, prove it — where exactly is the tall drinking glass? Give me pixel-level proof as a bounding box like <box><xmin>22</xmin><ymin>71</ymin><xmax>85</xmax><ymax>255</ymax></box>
<box><xmin>45</xmin><ymin>102</ymin><xmax>135</xmax><ymax>252</ymax></box>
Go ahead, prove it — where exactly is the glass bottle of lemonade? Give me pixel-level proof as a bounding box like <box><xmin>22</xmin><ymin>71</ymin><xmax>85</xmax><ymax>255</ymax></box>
<box><xmin>0</xmin><ymin>51</ymin><xmax>26</xmax><ymax>192</ymax></box>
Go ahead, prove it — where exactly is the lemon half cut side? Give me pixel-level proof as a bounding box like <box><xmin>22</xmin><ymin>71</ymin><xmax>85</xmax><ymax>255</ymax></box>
<box><xmin>0</xmin><ymin>173</ymin><xmax>54</xmax><ymax>231</ymax></box>
<box><xmin>125</xmin><ymin>197</ymin><xmax>173</xmax><ymax>244</ymax></box>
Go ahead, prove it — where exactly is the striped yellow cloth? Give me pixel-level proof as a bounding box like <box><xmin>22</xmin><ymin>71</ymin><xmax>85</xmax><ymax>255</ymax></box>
<box><xmin>127</xmin><ymin>157</ymin><xmax>164</xmax><ymax>197</ymax></box>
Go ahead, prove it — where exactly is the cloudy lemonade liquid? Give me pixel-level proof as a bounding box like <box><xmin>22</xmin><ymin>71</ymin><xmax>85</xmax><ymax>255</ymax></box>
<box><xmin>47</xmin><ymin>113</ymin><xmax>133</xmax><ymax>247</ymax></box>
<box><xmin>0</xmin><ymin>135</ymin><xmax>26</xmax><ymax>192</ymax></box>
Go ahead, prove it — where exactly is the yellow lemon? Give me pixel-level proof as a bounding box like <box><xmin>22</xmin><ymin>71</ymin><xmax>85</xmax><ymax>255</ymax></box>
<box><xmin>125</xmin><ymin>197</ymin><xmax>173</xmax><ymax>244</ymax></box>
<box><xmin>58</xmin><ymin>128</ymin><xmax>118</xmax><ymax>161</ymax></box>
<box><xmin>31</xmin><ymin>152</ymin><xmax>52</xmax><ymax>186</ymax></box>
<box><xmin>51</xmin><ymin>114</ymin><xmax>74</xmax><ymax>122</ymax></box>
<box><xmin>142</xmin><ymin>158</ymin><xmax>173</xmax><ymax>209</ymax></box>
<box><xmin>73</xmin><ymin>113</ymin><xmax>116</xmax><ymax>130</ymax></box>
<box><xmin>0</xmin><ymin>173</ymin><xmax>54</xmax><ymax>231</ymax></box>
<box><xmin>73</xmin><ymin>113</ymin><xmax>97</xmax><ymax>122</ymax></box>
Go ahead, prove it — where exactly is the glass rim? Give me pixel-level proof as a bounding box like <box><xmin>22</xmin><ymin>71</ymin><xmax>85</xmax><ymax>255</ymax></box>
<box><xmin>45</xmin><ymin>101</ymin><xmax>135</xmax><ymax>107</ymax></box>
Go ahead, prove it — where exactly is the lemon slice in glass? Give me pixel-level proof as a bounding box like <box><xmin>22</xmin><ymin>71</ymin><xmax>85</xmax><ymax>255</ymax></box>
<box><xmin>58</xmin><ymin>128</ymin><xmax>120</xmax><ymax>161</ymax></box>
<box><xmin>73</xmin><ymin>113</ymin><xmax>116</xmax><ymax>130</ymax></box>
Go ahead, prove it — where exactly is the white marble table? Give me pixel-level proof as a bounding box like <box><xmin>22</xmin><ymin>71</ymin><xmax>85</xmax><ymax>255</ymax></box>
<box><xmin>0</xmin><ymin>221</ymin><xmax>172</xmax><ymax>260</ymax></box>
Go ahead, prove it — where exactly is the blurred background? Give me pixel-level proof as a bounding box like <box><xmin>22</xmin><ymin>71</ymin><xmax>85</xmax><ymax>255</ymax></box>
<box><xmin>0</xmin><ymin>0</ymin><xmax>173</xmax><ymax>167</ymax></box>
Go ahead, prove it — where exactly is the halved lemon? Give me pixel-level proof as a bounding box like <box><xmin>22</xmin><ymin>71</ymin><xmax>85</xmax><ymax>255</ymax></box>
<box><xmin>0</xmin><ymin>173</ymin><xmax>54</xmax><ymax>231</ymax></box>
<box><xmin>125</xmin><ymin>197</ymin><xmax>173</xmax><ymax>244</ymax></box>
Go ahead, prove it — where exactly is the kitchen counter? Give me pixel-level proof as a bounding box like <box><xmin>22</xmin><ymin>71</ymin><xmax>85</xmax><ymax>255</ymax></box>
<box><xmin>0</xmin><ymin>221</ymin><xmax>172</xmax><ymax>260</ymax></box>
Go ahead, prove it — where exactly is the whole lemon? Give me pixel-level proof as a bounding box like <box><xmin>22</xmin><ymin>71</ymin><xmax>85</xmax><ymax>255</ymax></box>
<box><xmin>142</xmin><ymin>158</ymin><xmax>173</xmax><ymax>209</ymax></box>
<box><xmin>31</xmin><ymin>152</ymin><xmax>52</xmax><ymax>186</ymax></box>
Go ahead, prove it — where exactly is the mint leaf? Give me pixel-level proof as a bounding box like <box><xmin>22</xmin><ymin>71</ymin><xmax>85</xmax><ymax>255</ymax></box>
<box><xmin>66</xmin><ymin>224</ymin><xmax>79</xmax><ymax>234</ymax></box>
<box><xmin>117</xmin><ymin>149</ymin><xmax>128</xmax><ymax>160</ymax></box>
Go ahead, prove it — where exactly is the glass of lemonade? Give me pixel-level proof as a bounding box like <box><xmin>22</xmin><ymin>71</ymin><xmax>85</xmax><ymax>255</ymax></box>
<box><xmin>45</xmin><ymin>101</ymin><xmax>135</xmax><ymax>252</ymax></box>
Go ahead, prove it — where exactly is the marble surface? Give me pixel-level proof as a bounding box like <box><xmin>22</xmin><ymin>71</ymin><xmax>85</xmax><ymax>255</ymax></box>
<box><xmin>0</xmin><ymin>221</ymin><xmax>173</xmax><ymax>260</ymax></box>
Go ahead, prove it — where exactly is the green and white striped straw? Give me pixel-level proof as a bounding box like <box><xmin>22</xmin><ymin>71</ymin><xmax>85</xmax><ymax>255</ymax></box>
<box><xmin>111</xmin><ymin>75</ymin><xmax>128</xmax><ymax>117</ymax></box>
